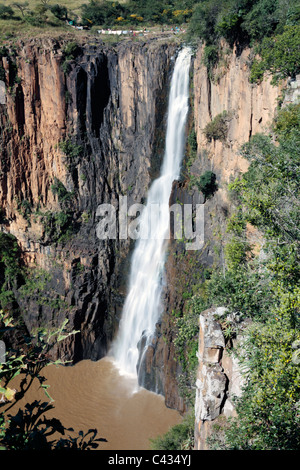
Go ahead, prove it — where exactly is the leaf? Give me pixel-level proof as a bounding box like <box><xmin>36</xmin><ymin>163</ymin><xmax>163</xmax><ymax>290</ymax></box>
<box><xmin>4</xmin><ymin>387</ymin><xmax>16</xmax><ymax>401</ymax></box>
<box><xmin>40</xmin><ymin>384</ymin><xmax>54</xmax><ymax>402</ymax></box>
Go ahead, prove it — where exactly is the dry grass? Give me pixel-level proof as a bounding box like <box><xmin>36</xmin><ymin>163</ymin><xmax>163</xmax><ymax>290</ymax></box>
<box><xmin>0</xmin><ymin>1</ymin><xmax>134</xmax><ymax>41</ymax></box>
<box><xmin>0</xmin><ymin>1</ymin><xmax>89</xmax><ymax>41</ymax></box>
<box><xmin>4</xmin><ymin>0</ymin><xmax>89</xmax><ymax>13</ymax></box>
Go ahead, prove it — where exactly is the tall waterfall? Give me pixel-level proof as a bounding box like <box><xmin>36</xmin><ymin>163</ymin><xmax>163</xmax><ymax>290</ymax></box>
<box><xmin>112</xmin><ymin>47</ymin><xmax>192</xmax><ymax>381</ymax></box>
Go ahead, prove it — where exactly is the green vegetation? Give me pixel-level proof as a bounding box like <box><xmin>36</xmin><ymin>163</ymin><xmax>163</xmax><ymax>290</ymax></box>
<box><xmin>59</xmin><ymin>137</ymin><xmax>84</xmax><ymax>159</ymax></box>
<box><xmin>50</xmin><ymin>177</ymin><xmax>74</xmax><ymax>205</ymax></box>
<box><xmin>0</xmin><ymin>5</ymin><xmax>15</xmax><ymax>20</ymax></box>
<box><xmin>250</xmin><ymin>24</ymin><xmax>300</xmax><ymax>84</ymax></box>
<box><xmin>61</xmin><ymin>41</ymin><xmax>82</xmax><ymax>74</ymax></box>
<box><xmin>0</xmin><ymin>232</ymin><xmax>22</xmax><ymax>310</ymax></box>
<box><xmin>50</xmin><ymin>3</ymin><xmax>68</xmax><ymax>20</ymax></box>
<box><xmin>0</xmin><ymin>1</ymin><xmax>298</xmax><ymax>86</ymax></box>
<box><xmin>202</xmin><ymin>103</ymin><xmax>299</xmax><ymax>449</ymax></box>
<box><xmin>174</xmin><ymin>293</ymin><xmax>208</xmax><ymax>405</ymax></box>
<box><xmin>203</xmin><ymin>111</ymin><xmax>230</xmax><ymax>143</ymax></box>
<box><xmin>46</xmin><ymin>178</ymin><xmax>77</xmax><ymax>243</ymax></box>
<box><xmin>0</xmin><ymin>0</ymin><xmax>299</xmax><ymax>454</ymax></box>
<box><xmin>190</xmin><ymin>170</ymin><xmax>218</xmax><ymax>202</ymax></box>
<box><xmin>80</xmin><ymin>0</ymin><xmax>197</xmax><ymax>27</ymax></box>
<box><xmin>37</xmin><ymin>208</ymin><xmax>76</xmax><ymax>244</ymax></box>
<box><xmin>0</xmin><ymin>0</ymin><xmax>197</xmax><ymax>38</ymax></box>
<box><xmin>0</xmin><ymin>232</ymin><xmax>106</xmax><ymax>449</ymax></box>
<box><xmin>187</xmin><ymin>0</ymin><xmax>299</xmax><ymax>46</ymax></box>
<box><xmin>187</xmin><ymin>0</ymin><xmax>300</xmax><ymax>83</ymax></box>
<box><xmin>161</xmin><ymin>103</ymin><xmax>300</xmax><ymax>450</ymax></box>
<box><xmin>150</xmin><ymin>411</ymin><xmax>195</xmax><ymax>450</ymax></box>
<box><xmin>0</xmin><ymin>1</ymin><xmax>87</xmax><ymax>39</ymax></box>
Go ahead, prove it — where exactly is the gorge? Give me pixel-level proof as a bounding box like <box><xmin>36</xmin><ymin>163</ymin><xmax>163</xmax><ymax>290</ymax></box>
<box><xmin>111</xmin><ymin>47</ymin><xmax>192</xmax><ymax>388</ymax></box>
<box><xmin>0</xmin><ymin>31</ymin><xmax>293</xmax><ymax>449</ymax></box>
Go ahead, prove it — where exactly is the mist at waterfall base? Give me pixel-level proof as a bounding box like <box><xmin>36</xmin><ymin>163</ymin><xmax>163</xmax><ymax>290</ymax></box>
<box><xmin>110</xmin><ymin>47</ymin><xmax>192</xmax><ymax>390</ymax></box>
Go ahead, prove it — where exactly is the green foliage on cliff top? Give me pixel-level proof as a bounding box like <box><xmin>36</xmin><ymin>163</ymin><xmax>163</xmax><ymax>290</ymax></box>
<box><xmin>204</xmin><ymin>103</ymin><xmax>300</xmax><ymax>450</ymax></box>
<box><xmin>188</xmin><ymin>0</ymin><xmax>299</xmax><ymax>46</ymax></box>
<box><xmin>187</xmin><ymin>0</ymin><xmax>300</xmax><ymax>84</ymax></box>
<box><xmin>250</xmin><ymin>24</ymin><xmax>300</xmax><ymax>83</ymax></box>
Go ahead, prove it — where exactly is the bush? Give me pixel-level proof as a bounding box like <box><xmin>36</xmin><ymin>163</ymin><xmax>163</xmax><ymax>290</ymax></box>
<box><xmin>187</xmin><ymin>0</ymin><xmax>223</xmax><ymax>44</ymax></box>
<box><xmin>202</xmin><ymin>44</ymin><xmax>220</xmax><ymax>79</ymax></box>
<box><xmin>24</xmin><ymin>8</ymin><xmax>47</xmax><ymax>27</ymax></box>
<box><xmin>59</xmin><ymin>139</ymin><xmax>84</xmax><ymax>159</ymax></box>
<box><xmin>39</xmin><ymin>209</ymin><xmax>75</xmax><ymax>244</ymax></box>
<box><xmin>0</xmin><ymin>4</ymin><xmax>14</xmax><ymax>20</ymax></box>
<box><xmin>203</xmin><ymin>111</ymin><xmax>230</xmax><ymax>142</ymax></box>
<box><xmin>187</xmin><ymin>0</ymin><xmax>298</xmax><ymax>77</ymax></box>
<box><xmin>273</xmin><ymin>103</ymin><xmax>300</xmax><ymax>140</ymax></box>
<box><xmin>188</xmin><ymin>126</ymin><xmax>197</xmax><ymax>152</ymax></box>
<box><xmin>50</xmin><ymin>4</ymin><xmax>68</xmax><ymax>21</ymax></box>
<box><xmin>0</xmin><ymin>65</ymin><xmax>5</xmax><ymax>82</ymax></box>
<box><xmin>62</xmin><ymin>41</ymin><xmax>81</xmax><ymax>59</ymax></box>
<box><xmin>0</xmin><ymin>233</ymin><xmax>21</xmax><ymax>287</ymax></box>
<box><xmin>196</xmin><ymin>171</ymin><xmax>218</xmax><ymax>201</ymax></box>
<box><xmin>150</xmin><ymin>412</ymin><xmax>195</xmax><ymax>450</ymax></box>
<box><xmin>61</xmin><ymin>42</ymin><xmax>81</xmax><ymax>74</ymax></box>
<box><xmin>240</xmin><ymin>0</ymin><xmax>281</xmax><ymax>44</ymax></box>
<box><xmin>81</xmin><ymin>0</ymin><xmax>128</xmax><ymax>26</ymax></box>
<box><xmin>206</xmin><ymin>104</ymin><xmax>300</xmax><ymax>449</ymax></box>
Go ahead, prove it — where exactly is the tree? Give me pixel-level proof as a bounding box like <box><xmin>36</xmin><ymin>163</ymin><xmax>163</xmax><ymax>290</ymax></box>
<box><xmin>196</xmin><ymin>171</ymin><xmax>218</xmax><ymax>202</ymax></box>
<box><xmin>0</xmin><ymin>4</ymin><xmax>14</xmax><ymax>19</ymax></box>
<box><xmin>12</xmin><ymin>2</ymin><xmax>29</xmax><ymax>18</ymax></box>
<box><xmin>187</xmin><ymin>0</ymin><xmax>224</xmax><ymax>44</ymax></box>
<box><xmin>203</xmin><ymin>111</ymin><xmax>230</xmax><ymax>142</ymax></box>
<box><xmin>250</xmin><ymin>24</ymin><xmax>300</xmax><ymax>83</ymax></box>
<box><xmin>50</xmin><ymin>4</ymin><xmax>68</xmax><ymax>21</ymax></box>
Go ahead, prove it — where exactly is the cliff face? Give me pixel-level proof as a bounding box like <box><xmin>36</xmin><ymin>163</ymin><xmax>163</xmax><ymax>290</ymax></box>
<box><xmin>194</xmin><ymin>307</ymin><xmax>245</xmax><ymax>450</ymax></box>
<box><xmin>193</xmin><ymin>43</ymin><xmax>281</xmax><ymax>195</ymax></box>
<box><xmin>0</xmin><ymin>37</ymin><xmax>176</xmax><ymax>363</ymax></box>
<box><xmin>192</xmin><ymin>59</ymin><xmax>299</xmax><ymax>448</ymax></box>
<box><xmin>0</xmin><ymin>38</ymin><xmax>281</xmax><ymax>413</ymax></box>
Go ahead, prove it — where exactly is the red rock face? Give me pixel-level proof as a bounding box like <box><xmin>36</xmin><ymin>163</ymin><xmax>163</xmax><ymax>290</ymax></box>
<box><xmin>0</xmin><ymin>37</ymin><xmax>176</xmax><ymax>366</ymax></box>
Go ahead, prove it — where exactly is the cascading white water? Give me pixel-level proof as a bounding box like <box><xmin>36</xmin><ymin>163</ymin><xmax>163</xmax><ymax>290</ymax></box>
<box><xmin>112</xmin><ymin>47</ymin><xmax>192</xmax><ymax>379</ymax></box>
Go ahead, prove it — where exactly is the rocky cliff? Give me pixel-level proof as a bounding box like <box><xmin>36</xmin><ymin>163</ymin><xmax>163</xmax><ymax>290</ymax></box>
<box><xmin>194</xmin><ymin>307</ymin><xmax>245</xmax><ymax>449</ymax></box>
<box><xmin>0</xmin><ymin>37</ymin><xmax>282</xmax><ymax>414</ymax></box>
<box><xmin>0</xmin><ymin>36</ymin><xmax>176</xmax><ymax>363</ymax></box>
<box><xmin>192</xmin><ymin>60</ymin><xmax>299</xmax><ymax>449</ymax></box>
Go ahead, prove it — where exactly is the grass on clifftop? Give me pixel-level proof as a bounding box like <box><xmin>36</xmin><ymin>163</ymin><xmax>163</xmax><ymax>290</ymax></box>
<box><xmin>0</xmin><ymin>0</ymin><xmax>88</xmax><ymax>40</ymax></box>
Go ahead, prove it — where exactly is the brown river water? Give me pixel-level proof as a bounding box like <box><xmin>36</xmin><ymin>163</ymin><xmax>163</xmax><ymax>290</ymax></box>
<box><xmin>8</xmin><ymin>356</ymin><xmax>182</xmax><ymax>450</ymax></box>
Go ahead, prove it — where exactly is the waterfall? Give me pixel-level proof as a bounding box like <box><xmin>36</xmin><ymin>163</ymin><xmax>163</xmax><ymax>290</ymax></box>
<box><xmin>112</xmin><ymin>47</ymin><xmax>192</xmax><ymax>382</ymax></box>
